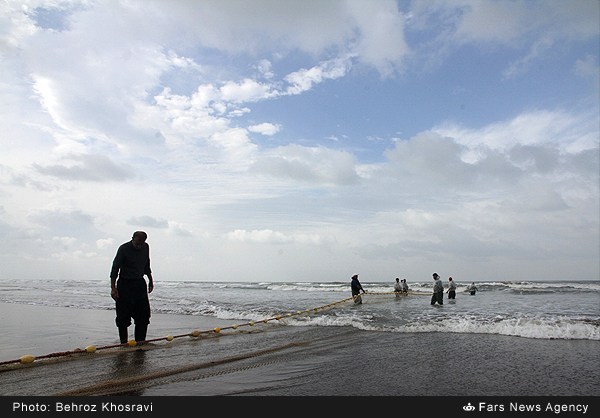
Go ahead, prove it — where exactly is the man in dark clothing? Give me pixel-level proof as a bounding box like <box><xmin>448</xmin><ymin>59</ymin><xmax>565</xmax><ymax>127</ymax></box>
<box><xmin>351</xmin><ymin>274</ymin><xmax>366</xmax><ymax>304</ymax></box>
<box><xmin>110</xmin><ymin>231</ymin><xmax>154</xmax><ymax>344</ymax></box>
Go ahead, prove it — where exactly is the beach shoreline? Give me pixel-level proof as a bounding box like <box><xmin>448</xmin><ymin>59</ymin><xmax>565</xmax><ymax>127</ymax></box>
<box><xmin>0</xmin><ymin>302</ymin><xmax>237</xmax><ymax>364</ymax></box>
<box><xmin>1</xmin><ymin>302</ymin><xmax>599</xmax><ymax>398</ymax></box>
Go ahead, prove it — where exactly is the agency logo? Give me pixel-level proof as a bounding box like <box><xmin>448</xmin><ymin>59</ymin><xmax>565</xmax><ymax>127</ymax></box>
<box><xmin>463</xmin><ymin>403</ymin><xmax>476</xmax><ymax>412</ymax></box>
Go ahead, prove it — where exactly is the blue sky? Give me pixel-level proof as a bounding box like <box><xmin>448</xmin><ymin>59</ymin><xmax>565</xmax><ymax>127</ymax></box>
<box><xmin>1</xmin><ymin>0</ymin><xmax>598</xmax><ymax>283</ymax></box>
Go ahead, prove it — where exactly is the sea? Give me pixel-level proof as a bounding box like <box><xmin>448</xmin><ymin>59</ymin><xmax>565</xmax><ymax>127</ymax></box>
<box><xmin>1</xmin><ymin>278</ymin><xmax>598</xmax><ymax>341</ymax></box>
<box><xmin>1</xmin><ymin>278</ymin><xmax>600</xmax><ymax>399</ymax></box>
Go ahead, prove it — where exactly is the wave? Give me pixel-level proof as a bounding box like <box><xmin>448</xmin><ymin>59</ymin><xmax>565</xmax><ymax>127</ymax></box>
<box><xmin>3</xmin><ymin>297</ymin><xmax>598</xmax><ymax>341</ymax></box>
<box><xmin>1</xmin><ymin>278</ymin><xmax>598</xmax><ymax>341</ymax></box>
<box><xmin>146</xmin><ymin>298</ymin><xmax>600</xmax><ymax>341</ymax></box>
<box><xmin>283</xmin><ymin>313</ymin><xmax>600</xmax><ymax>341</ymax></box>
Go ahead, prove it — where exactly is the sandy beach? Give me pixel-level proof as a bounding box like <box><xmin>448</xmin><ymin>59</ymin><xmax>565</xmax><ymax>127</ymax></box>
<box><xmin>1</xmin><ymin>302</ymin><xmax>599</xmax><ymax>398</ymax></box>
<box><xmin>0</xmin><ymin>302</ymin><xmax>238</xmax><ymax>365</ymax></box>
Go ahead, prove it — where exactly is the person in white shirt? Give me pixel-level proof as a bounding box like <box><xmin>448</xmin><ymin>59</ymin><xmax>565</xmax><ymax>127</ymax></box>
<box><xmin>394</xmin><ymin>277</ymin><xmax>402</xmax><ymax>297</ymax></box>
<box><xmin>431</xmin><ymin>273</ymin><xmax>443</xmax><ymax>305</ymax></box>
<box><xmin>468</xmin><ymin>282</ymin><xmax>478</xmax><ymax>295</ymax></box>
<box><xmin>447</xmin><ymin>277</ymin><xmax>457</xmax><ymax>300</ymax></box>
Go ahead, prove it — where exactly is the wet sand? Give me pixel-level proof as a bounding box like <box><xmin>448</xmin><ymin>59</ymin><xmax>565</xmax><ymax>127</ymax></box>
<box><xmin>1</xmin><ymin>302</ymin><xmax>599</xmax><ymax>397</ymax></box>
<box><xmin>0</xmin><ymin>302</ymin><xmax>237</xmax><ymax>364</ymax></box>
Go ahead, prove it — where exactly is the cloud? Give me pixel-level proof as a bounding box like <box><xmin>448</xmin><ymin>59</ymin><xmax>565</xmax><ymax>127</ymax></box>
<box><xmin>502</xmin><ymin>36</ymin><xmax>554</xmax><ymax>79</ymax></box>
<box><xmin>52</xmin><ymin>235</ymin><xmax>77</xmax><ymax>249</ymax></box>
<box><xmin>143</xmin><ymin>0</ymin><xmax>409</xmax><ymax>75</ymax></box>
<box><xmin>347</xmin><ymin>0</ymin><xmax>409</xmax><ymax>76</ymax></box>
<box><xmin>27</xmin><ymin>208</ymin><xmax>95</xmax><ymax>238</ymax></box>
<box><xmin>151</xmin><ymin>86</ymin><xmax>231</xmax><ymax>140</ymax></box>
<box><xmin>33</xmin><ymin>154</ymin><xmax>133</xmax><ymax>182</ymax></box>
<box><xmin>432</xmin><ymin>109</ymin><xmax>599</xmax><ymax>155</ymax></box>
<box><xmin>219</xmin><ymin>78</ymin><xmax>276</xmax><ymax>103</ymax></box>
<box><xmin>409</xmin><ymin>0</ymin><xmax>599</xmax><ymax>76</ymax></box>
<box><xmin>248</xmin><ymin>123</ymin><xmax>280</xmax><ymax>136</ymax></box>
<box><xmin>167</xmin><ymin>221</ymin><xmax>193</xmax><ymax>237</ymax></box>
<box><xmin>0</xmin><ymin>165</ymin><xmax>55</xmax><ymax>191</ymax></box>
<box><xmin>96</xmin><ymin>238</ymin><xmax>114</xmax><ymax>250</ymax></box>
<box><xmin>127</xmin><ymin>216</ymin><xmax>169</xmax><ymax>229</ymax></box>
<box><xmin>285</xmin><ymin>56</ymin><xmax>354</xmax><ymax>95</ymax></box>
<box><xmin>226</xmin><ymin>229</ymin><xmax>323</xmax><ymax>245</ymax></box>
<box><xmin>451</xmin><ymin>0</ymin><xmax>531</xmax><ymax>44</ymax></box>
<box><xmin>445</xmin><ymin>0</ymin><xmax>598</xmax><ymax>44</ymax></box>
<box><xmin>251</xmin><ymin>144</ymin><xmax>361</xmax><ymax>185</ymax></box>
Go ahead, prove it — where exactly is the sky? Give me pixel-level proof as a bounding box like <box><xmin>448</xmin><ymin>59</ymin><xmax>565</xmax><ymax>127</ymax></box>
<box><xmin>0</xmin><ymin>0</ymin><xmax>598</xmax><ymax>283</ymax></box>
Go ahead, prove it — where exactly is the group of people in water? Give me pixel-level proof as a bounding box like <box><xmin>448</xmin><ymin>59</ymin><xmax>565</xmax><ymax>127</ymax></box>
<box><xmin>432</xmin><ymin>273</ymin><xmax>478</xmax><ymax>304</ymax></box>
<box><xmin>351</xmin><ymin>272</ymin><xmax>478</xmax><ymax>305</ymax></box>
<box><xmin>393</xmin><ymin>277</ymin><xmax>409</xmax><ymax>294</ymax></box>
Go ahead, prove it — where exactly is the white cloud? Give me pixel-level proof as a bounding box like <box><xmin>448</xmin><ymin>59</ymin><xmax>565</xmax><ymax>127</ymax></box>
<box><xmin>433</xmin><ymin>109</ymin><xmax>599</xmax><ymax>155</ymax></box>
<box><xmin>285</xmin><ymin>56</ymin><xmax>354</xmax><ymax>95</ymax></box>
<box><xmin>167</xmin><ymin>221</ymin><xmax>193</xmax><ymax>237</ymax></box>
<box><xmin>127</xmin><ymin>216</ymin><xmax>169</xmax><ymax>229</ymax></box>
<box><xmin>256</xmin><ymin>59</ymin><xmax>274</xmax><ymax>80</ymax></box>
<box><xmin>96</xmin><ymin>238</ymin><xmax>114</xmax><ymax>250</ymax></box>
<box><xmin>219</xmin><ymin>78</ymin><xmax>276</xmax><ymax>103</ymax></box>
<box><xmin>248</xmin><ymin>123</ymin><xmax>280</xmax><ymax>136</ymax></box>
<box><xmin>226</xmin><ymin>229</ymin><xmax>323</xmax><ymax>245</ymax></box>
<box><xmin>151</xmin><ymin>86</ymin><xmax>230</xmax><ymax>141</ymax></box>
<box><xmin>347</xmin><ymin>0</ymin><xmax>409</xmax><ymax>76</ymax></box>
<box><xmin>251</xmin><ymin>144</ymin><xmax>360</xmax><ymax>185</ymax></box>
<box><xmin>209</xmin><ymin>128</ymin><xmax>258</xmax><ymax>166</ymax></box>
<box><xmin>52</xmin><ymin>235</ymin><xmax>77</xmax><ymax>248</ymax></box>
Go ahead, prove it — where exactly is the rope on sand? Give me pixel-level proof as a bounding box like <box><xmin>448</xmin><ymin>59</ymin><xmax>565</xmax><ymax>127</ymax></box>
<box><xmin>0</xmin><ymin>291</ymin><xmax>431</xmax><ymax>368</ymax></box>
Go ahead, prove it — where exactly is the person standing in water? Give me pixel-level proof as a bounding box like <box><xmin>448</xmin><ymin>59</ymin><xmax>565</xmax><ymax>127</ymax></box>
<box><xmin>431</xmin><ymin>273</ymin><xmax>443</xmax><ymax>305</ymax></box>
<box><xmin>351</xmin><ymin>274</ymin><xmax>366</xmax><ymax>304</ymax></box>
<box><xmin>394</xmin><ymin>277</ymin><xmax>402</xmax><ymax>296</ymax></box>
<box><xmin>468</xmin><ymin>282</ymin><xmax>478</xmax><ymax>295</ymax></box>
<box><xmin>110</xmin><ymin>231</ymin><xmax>154</xmax><ymax>344</ymax></box>
<box><xmin>447</xmin><ymin>277</ymin><xmax>457</xmax><ymax>300</ymax></box>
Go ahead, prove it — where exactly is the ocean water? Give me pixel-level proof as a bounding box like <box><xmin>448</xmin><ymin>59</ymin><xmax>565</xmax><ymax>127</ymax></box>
<box><xmin>1</xmin><ymin>279</ymin><xmax>599</xmax><ymax>397</ymax></box>
<box><xmin>1</xmin><ymin>278</ymin><xmax>598</xmax><ymax>341</ymax></box>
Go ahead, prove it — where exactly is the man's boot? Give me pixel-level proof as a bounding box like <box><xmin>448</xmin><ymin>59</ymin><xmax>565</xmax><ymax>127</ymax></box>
<box><xmin>118</xmin><ymin>326</ymin><xmax>128</xmax><ymax>344</ymax></box>
<box><xmin>134</xmin><ymin>323</ymin><xmax>148</xmax><ymax>342</ymax></box>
